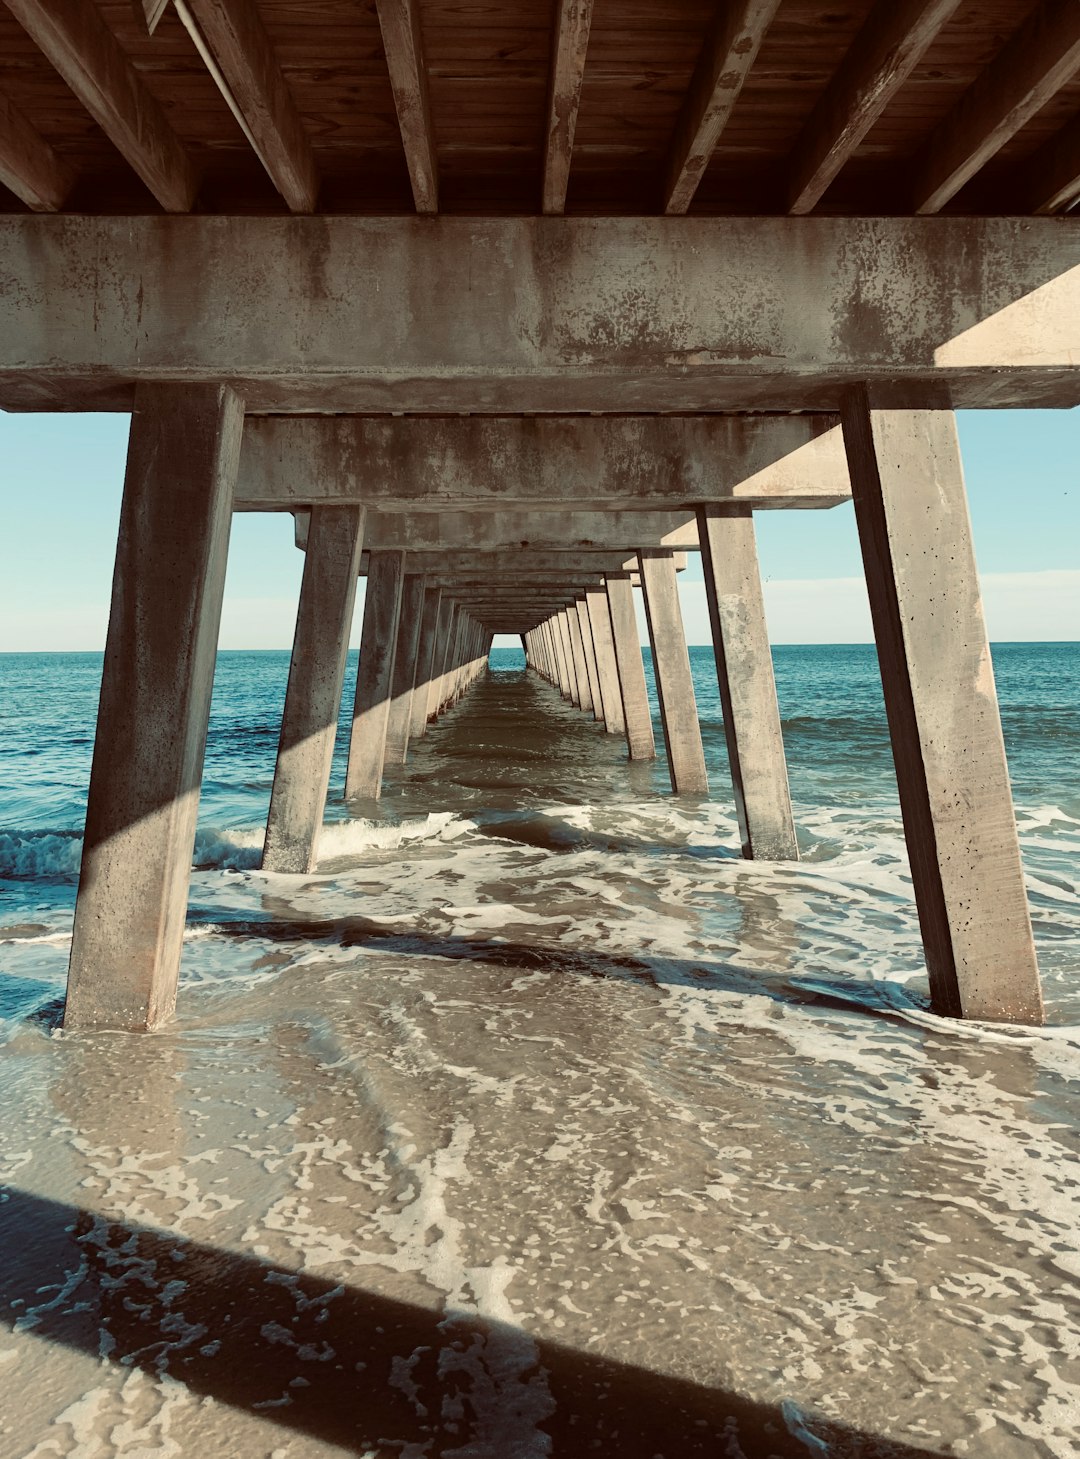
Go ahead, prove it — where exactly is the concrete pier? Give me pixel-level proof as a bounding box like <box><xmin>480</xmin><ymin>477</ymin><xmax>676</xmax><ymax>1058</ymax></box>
<box><xmin>410</xmin><ymin>585</ymin><xmax>444</xmax><ymax>742</ymax></box>
<box><xmin>263</xmin><ymin>505</ymin><xmax>367</xmax><ymax>873</ymax></box>
<box><xmin>567</xmin><ymin>606</ymin><xmax>592</xmax><ymax>713</ymax></box>
<box><xmin>576</xmin><ymin>598</ymin><xmax>604</xmax><ymax>723</ymax></box>
<box><xmin>585</xmin><ymin>588</ymin><xmax>625</xmax><ymax>736</ymax></box>
<box><xmin>638</xmin><ymin>551</ymin><xmax>708</xmax><ymax>795</ymax></box>
<box><xmin>384</xmin><ymin>573</ymin><xmax>427</xmax><ymax>765</ymax></box>
<box><xmin>841</xmin><ymin>392</ymin><xmax>1044</xmax><ymax>1025</ymax></box>
<box><xmin>66</xmin><ymin>384</ymin><xmax>243</xmax><ymax>1031</ymax></box>
<box><xmin>605</xmin><ymin>573</ymin><xmax>656</xmax><ymax>762</ymax></box>
<box><xmin>697</xmin><ymin>506</ymin><xmax>798</xmax><ymax>860</ymax></box>
<box><xmin>346</xmin><ymin>550</ymin><xmax>405</xmax><ymax>800</ymax></box>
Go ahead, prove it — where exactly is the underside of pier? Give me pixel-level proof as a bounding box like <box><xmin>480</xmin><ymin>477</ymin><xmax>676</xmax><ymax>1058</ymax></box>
<box><xmin>3</xmin><ymin>0</ymin><xmax>1077</xmax><ymax>1036</ymax></box>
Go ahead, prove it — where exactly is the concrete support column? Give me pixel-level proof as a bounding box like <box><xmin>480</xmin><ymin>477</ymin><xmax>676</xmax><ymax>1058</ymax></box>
<box><xmin>263</xmin><ymin>505</ymin><xmax>367</xmax><ymax>873</ymax></box>
<box><xmin>841</xmin><ymin>389</ymin><xmax>1043</xmax><ymax>1024</ymax></box>
<box><xmin>567</xmin><ymin>604</ymin><xmax>592</xmax><ymax>713</ymax></box>
<box><xmin>410</xmin><ymin>585</ymin><xmax>444</xmax><ymax>742</ymax></box>
<box><xmin>557</xmin><ymin>611</ymin><xmax>579</xmax><ymax>703</ymax></box>
<box><xmin>384</xmin><ymin>572</ymin><xmax>427</xmax><ymax>765</ymax></box>
<box><xmin>605</xmin><ymin>573</ymin><xmax>655</xmax><ymax>761</ymax></box>
<box><xmin>575</xmin><ymin>597</ymin><xmax>603</xmax><ymax>722</ymax></box>
<box><xmin>586</xmin><ymin>587</ymin><xmax>625</xmax><ymax>736</ymax></box>
<box><xmin>638</xmin><ymin>551</ymin><xmax>708</xmax><ymax>795</ymax></box>
<box><xmin>345</xmin><ymin>550</ymin><xmax>405</xmax><ymax>800</ymax></box>
<box><xmin>698</xmin><ymin>506</ymin><xmax>798</xmax><ymax>860</ymax></box>
<box><xmin>66</xmin><ymin>383</ymin><xmax>244</xmax><ymax>1031</ymax></box>
<box><xmin>428</xmin><ymin>598</ymin><xmax>457</xmax><ymax>720</ymax></box>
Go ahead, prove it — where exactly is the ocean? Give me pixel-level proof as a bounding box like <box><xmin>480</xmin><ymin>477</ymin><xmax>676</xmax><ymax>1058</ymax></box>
<box><xmin>0</xmin><ymin>642</ymin><xmax>1078</xmax><ymax>1457</ymax></box>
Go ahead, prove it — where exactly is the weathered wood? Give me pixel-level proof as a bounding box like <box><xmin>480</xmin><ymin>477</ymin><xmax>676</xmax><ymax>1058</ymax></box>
<box><xmin>375</xmin><ymin>0</ymin><xmax>438</xmax><ymax>213</ymax></box>
<box><xmin>4</xmin><ymin>0</ymin><xmax>198</xmax><ymax>212</ymax></box>
<box><xmin>384</xmin><ymin>573</ymin><xmax>427</xmax><ymax>764</ymax></box>
<box><xmin>65</xmin><ymin>384</ymin><xmax>242</xmax><ymax>1031</ymax></box>
<box><xmin>912</xmin><ymin>0</ymin><xmax>1080</xmax><ymax>214</ymax></box>
<box><xmin>605</xmin><ymin>573</ymin><xmax>655</xmax><ymax>762</ymax></box>
<box><xmin>841</xmin><ymin>389</ymin><xmax>1043</xmax><ymax>1024</ymax></box>
<box><xmin>638</xmin><ymin>551</ymin><xmax>708</xmax><ymax>796</ymax></box>
<box><xmin>664</xmin><ymin>0</ymin><xmax>781</xmax><ymax>214</ymax></box>
<box><xmin>0</xmin><ymin>92</ymin><xmax>74</xmax><ymax>211</ymax></box>
<box><xmin>542</xmin><ymin>0</ymin><xmax>593</xmax><ymax>214</ymax></box>
<box><xmin>786</xmin><ymin>0</ymin><xmax>962</xmax><ymax>214</ymax></box>
<box><xmin>4</xmin><ymin>217</ymin><xmax>1079</xmax><ymax>413</ymax></box>
<box><xmin>346</xmin><ymin>550</ymin><xmax>404</xmax><ymax>800</ymax></box>
<box><xmin>1025</xmin><ymin>110</ymin><xmax>1080</xmax><ymax>214</ymax></box>
<box><xmin>263</xmin><ymin>506</ymin><xmax>366</xmax><ymax>874</ymax></box>
<box><xmin>181</xmin><ymin>0</ymin><xmax>319</xmax><ymax>212</ymax></box>
<box><xmin>698</xmin><ymin>506</ymin><xmax>797</xmax><ymax>860</ymax></box>
<box><xmin>409</xmin><ymin>584</ymin><xmax>443</xmax><ymax>742</ymax></box>
<box><xmin>585</xmin><ymin>587</ymin><xmax>624</xmax><ymax>736</ymax></box>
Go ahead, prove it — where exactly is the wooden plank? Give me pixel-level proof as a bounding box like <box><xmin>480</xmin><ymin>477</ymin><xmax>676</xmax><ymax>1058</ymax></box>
<box><xmin>180</xmin><ymin>0</ymin><xmax>319</xmax><ymax>212</ymax></box>
<box><xmin>1025</xmin><ymin>109</ymin><xmax>1080</xmax><ymax>212</ymax></box>
<box><xmin>663</xmin><ymin>0</ymin><xmax>782</xmax><ymax>214</ymax></box>
<box><xmin>786</xmin><ymin>0</ymin><xmax>962</xmax><ymax>214</ymax></box>
<box><xmin>0</xmin><ymin>90</ymin><xmax>73</xmax><ymax>209</ymax></box>
<box><xmin>542</xmin><ymin>0</ymin><xmax>593</xmax><ymax>214</ymax></box>
<box><xmin>913</xmin><ymin>0</ymin><xmax>1080</xmax><ymax>214</ymax></box>
<box><xmin>375</xmin><ymin>0</ymin><xmax>438</xmax><ymax>212</ymax></box>
<box><xmin>138</xmin><ymin>0</ymin><xmax>171</xmax><ymax>35</ymax></box>
<box><xmin>4</xmin><ymin>0</ymin><xmax>196</xmax><ymax>211</ymax></box>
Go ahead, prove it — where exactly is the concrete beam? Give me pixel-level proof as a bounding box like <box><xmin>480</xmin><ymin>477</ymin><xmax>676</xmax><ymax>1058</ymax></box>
<box><xmin>241</xmin><ymin>416</ymin><xmax>850</xmax><ymax>511</ymax></box>
<box><xmin>292</xmin><ymin>511</ymin><xmax>704</xmax><ymax>553</ymax></box>
<box><xmin>3</xmin><ymin>217</ymin><xmax>1079</xmax><ymax>412</ymax></box>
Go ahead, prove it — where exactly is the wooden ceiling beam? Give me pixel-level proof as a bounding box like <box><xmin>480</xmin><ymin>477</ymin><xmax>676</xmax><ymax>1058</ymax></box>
<box><xmin>912</xmin><ymin>0</ymin><xmax>1080</xmax><ymax>215</ymax></box>
<box><xmin>663</xmin><ymin>0</ymin><xmax>780</xmax><ymax>215</ymax></box>
<box><xmin>542</xmin><ymin>0</ymin><xmax>594</xmax><ymax>215</ymax></box>
<box><xmin>1024</xmin><ymin>110</ymin><xmax>1080</xmax><ymax>213</ymax></box>
<box><xmin>3</xmin><ymin>0</ymin><xmax>197</xmax><ymax>213</ymax></box>
<box><xmin>787</xmin><ymin>0</ymin><xmax>962</xmax><ymax>215</ymax></box>
<box><xmin>179</xmin><ymin>0</ymin><xmax>319</xmax><ymax>213</ymax></box>
<box><xmin>0</xmin><ymin>92</ymin><xmax>74</xmax><ymax>210</ymax></box>
<box><xmin>375</xmin><ymin>0</ymin><xmax>438</xmax><ymax>214</ymax></box>
<box><xmin>137</xmin><ymin>0</ymin><xmax>170</xmax><ymax>35</ymax></box>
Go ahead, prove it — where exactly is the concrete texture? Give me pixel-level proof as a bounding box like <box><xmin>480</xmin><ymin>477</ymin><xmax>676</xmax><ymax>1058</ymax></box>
<box><xmin>384</xmin><ymin>573</ymin><xmax>427</xmax><ymax>766</ymax></box>
<box><xmin>410</xmin><ymin>585</ymin><xmax>444</xmax><ymax>742</ymax></box>
<box><xmin>346</xmin><ymin>550</ymin><xmax>405</xmax><ymax>800</ymax></box>
<box><xmin>65</xmin><ymin>383</ymin><xmax>244</xmax><ymax>1031</ymax></box>
<box><xmin>605</xmin><ymin>574</ymin><xmax>656</xmax><ymax>762</ymax></box>
<box><xmin>263</xmin><ymin>505</ymin><xmax>367</xmax><ymax>874</ymax></box>
<box><xmin>4</xmin><ymin>216</ymin><xmax>1079</xmax><ymax>412</ymax></box>
<box><xmin>698</xmin><ymin>506</ymin><xmax>798</xmax><ymax>861</ymax></box>
<box><xmin>585</xmin><ymin>588</ymin><xmax>625</xmax><ymax>736</ymax></box>
<box><xmin>638</xmin><ymin>552</ymin><xmax>709</xmax><ymax>796</ymax></box>
<box><xmin>842</xmin><ymin>392</ymin><xmax>1044</xmax><ymax>1024</ymax></box>
<box><xmin>576</xmin><ymin>598</ymin><xmax>604</xmax><ymax>723</ymax></box>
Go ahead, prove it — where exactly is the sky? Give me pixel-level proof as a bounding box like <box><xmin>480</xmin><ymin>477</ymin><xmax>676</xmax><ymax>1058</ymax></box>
<box><xmin>0</xmin><ymin>410</ymin><xmax>1076</xmax><ymax>651</ymax></box>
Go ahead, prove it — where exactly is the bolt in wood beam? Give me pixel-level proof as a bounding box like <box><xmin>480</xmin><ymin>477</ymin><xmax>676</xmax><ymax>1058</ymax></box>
<box><xmin>0</xmin><ymin>91</ymin><xmax>74</xmax><ymax>211</ymax></box>
<box><xmin>375</xmin><ymin>0</ymin><xmax>438</xmax><ymax>213</ymax></box>
<box><xmin>542</xmin><ymin>0</ymin><xmax>593</xmax><ymax>214</ymax></box>
<box><xmin>912</xmin><ymin>0</ymin><xmax>1080</xmax><ymax>215</ymax></box>
<box><xmin>179</xmin><ymin>0</ymin><xmax>319</xmax><ymax>213</ymax></box>
<box><xmin>664</xmin><ymin>0</ymin><xmax>780</xmax><ymax>215</ymax></box>
<box><xmin>786</xmin><ymin>0</ymin><xmax>961</xmax><ymax>214</ymax></box>
<box><xmin>4</xmin><ymin>0</ymin><xmax>198</xmax><ymax>213</ymax></box>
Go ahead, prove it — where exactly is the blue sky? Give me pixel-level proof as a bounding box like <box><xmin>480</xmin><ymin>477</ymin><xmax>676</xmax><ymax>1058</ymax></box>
<box><xmin>1</xmin><ymin>410</ymin><xmax>1076</xmax><ymax>649</ymax></box>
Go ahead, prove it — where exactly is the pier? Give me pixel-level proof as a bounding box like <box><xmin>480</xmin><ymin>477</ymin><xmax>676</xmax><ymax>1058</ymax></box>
<box><xmin>3</xmin><ymin>0</ymin><xmax>1076</xmax><ymax>1041</ymax></box>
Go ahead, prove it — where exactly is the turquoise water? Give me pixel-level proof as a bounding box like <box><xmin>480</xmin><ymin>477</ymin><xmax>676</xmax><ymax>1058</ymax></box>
<box><xmin>1</xmin><ymin>643</ymin><xmax>1079</xmax><ymax>1457</ymax></box>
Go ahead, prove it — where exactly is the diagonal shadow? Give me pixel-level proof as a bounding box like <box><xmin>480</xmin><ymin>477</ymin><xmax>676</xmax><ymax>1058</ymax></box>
<box><xmin>1</xmin><ymin>1187</ymin><xmax>946</xmax><ymax>1457</ymax></box>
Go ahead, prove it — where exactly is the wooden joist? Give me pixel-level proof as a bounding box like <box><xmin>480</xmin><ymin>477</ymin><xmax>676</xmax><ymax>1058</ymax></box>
<box><xmin>3</xmin><ymin>0</ymin><xmax>197</xmax><ymax>212</ymax></box>
<box><xmin>1025</xmin><ymin>111</ymin><xmax>1080</xmax><ymax>214</ymax></box>
<box><xmin>375</xmin><ymin>0</ymin><xmax>438</xmax><ymax>214</ymax></box>
<box><xmin>786</xmin><ymin>0</ymin><xmax>962</xmax><ymax>215</ymax></box>
<box><xmin>180</xmin><ymin>0</ymin><xmax>319</xmax><ymax>213</ymax></box>
<box><xmin>139</xmin><ymin>0</ymin><xmax>171</xmax><ymax>36</ymax></box>
<box><xmin>0</xmin><ymin>91</ymin><xmax>73</xmax><ymax>210</ymax></box>
<box><xmin>912</xmin><ymin>0</ymin><xmax>1080</xmax><ymax>215</ymax></box>
<box><xmin>663</xmin><ymin>0</ymin><xmax>780</xmax><ymax>215</ymax></box>
<box><xmin>542</xmin><ymin>0</ymin><xmax>593</xmax><ymax>215</ymax></box>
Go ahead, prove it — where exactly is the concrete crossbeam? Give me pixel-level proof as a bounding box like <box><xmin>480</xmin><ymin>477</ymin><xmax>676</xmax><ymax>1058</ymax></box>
<box><xmin>3</xmin><ymin>216</ymin><xmax>1078</xmax><ymax>412</ymax></box>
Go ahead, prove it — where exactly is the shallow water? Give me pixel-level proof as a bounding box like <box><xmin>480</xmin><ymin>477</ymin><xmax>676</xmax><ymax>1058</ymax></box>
<box><xmin>0</xmin><ymin>645</ymin><xmax>1078</xmax><ymax>1457</ymax></box>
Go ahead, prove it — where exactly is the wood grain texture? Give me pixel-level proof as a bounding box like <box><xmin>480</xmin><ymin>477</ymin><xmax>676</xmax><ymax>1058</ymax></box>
<box><xmin>376</xmin><ymin>0</ymin><xmax>438</xmax><ymax>211</ymax></box>
<box><xmin>0</xmin><ymin>89</ymin><xmax>74</xmax><ymax>208</ymax></box>
<box><xmin>542</xmin><ymin>0</ymin><xmax>592</xmax><ymax>213</ymax></box>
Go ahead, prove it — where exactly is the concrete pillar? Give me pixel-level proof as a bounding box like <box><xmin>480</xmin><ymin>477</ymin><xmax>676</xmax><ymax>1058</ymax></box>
<box><xmin>384</xmin><ymin>572</ymin><xmax>427</xmax><ymax>765</ymax></box>
<box><xmin>410</xmin><ymin>585</ymin><xmax>444</xmax><ymax>742</ymax></box>
<box><xmin>567</xmin><ymin>604</ymin><xmax>592</xmax><ymax>713</ymax></box>
<box><xmin>558</xmin><ymin>610</ymin><xmax>579</xmax><ymax>704</ymax></box>
<box><xmin>605</xmin><ymin>572</ymin><xmax>655</xmax><ymax>761</ymax></box>
<box><xmin>575</xmin><ymin>597</ymin><xmax>604</xmax><ymax>722</ymax></box>
<box><xmin>841</xmin><ymin>390</ymin><xmax>1043</xmax><ymax>1024</ymax></box>
<box><xmin>551</xmin><ymin>614</ymin><xmax>571</xmax><ymax>698</ymax></box>
<box><xmin>65</xmin><ymin>383</ymin><xmax>244</xmax><ymax>1031</ymax></box>
<box><xmin>428</xmin><ymin>598</ymin><xmax>457</xmax><ymax>720</ymax></box>
<box><xmin>698</xmin><ymin>506</ymin><xmax>798</xmax><ymax>861</ymax></box>
<box><xmin>263</xmin><ymin>505</ymin><xmax>367</xmax><ymax>873</ymax></box>
<box><xmin>345</xmin><ymin>550</ymin><xmax>405</xmax><ymax>800</ymax></box>
<box><xmin>585</xmin><ymin>587</ymin><xmax>625</xmax><ymax>736</ymax></box>
<box><xmin>638</xmin><ymin>551</ymin><xmax>708</xmax><ymax>795</ymax></box>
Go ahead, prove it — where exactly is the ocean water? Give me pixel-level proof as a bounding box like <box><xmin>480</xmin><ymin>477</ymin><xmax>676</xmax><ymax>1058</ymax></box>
<box><xmin>0</xmin><ymin>643</ymin><xmax>1078</xmax><ymax>1458</ymax></box>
